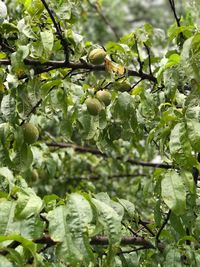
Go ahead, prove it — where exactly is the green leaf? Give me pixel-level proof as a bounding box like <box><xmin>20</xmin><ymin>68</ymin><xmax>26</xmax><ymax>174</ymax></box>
<box><xmin>169</xmin><ymin>212</ymin><xmax>185</xmax><ymax>237</ymax></box>
<box><xmin>95</xmin><ymin>192</ymin><xmax>124</xmax><ymax>219</ymax></box>
<box><xmin>47</xmin><ymin>205</ymin><xmax>83</xmax><ymax>266</ymax></box>
<box><xmin>169</xmin><ymin>122</ymin><xmax>197</xmax><ymax>168</ymax></box>
<box><xmin>0</xmin><ymin>167</ymin><xmax>14</xmax><ymax>194</ymax></box>
<box><xmin>1</xmin><ymin>95</ymin><xmax>16</xmax><ymax>122</ymax></box>
<box><xmin>13</xmin><ymin>143</ymin><xmax>33</xmax><ymax>171</ymax></box>
<box><xmin>117</xmin><ymin>198</ymin><xmax>135</xmax><ymax>218</ymax></box>
<box><xmin>181</xmin><ymin>170</ymin><xmax>195</xmax><ymax>194</ymax></box>
<box><xmin>15</xmin><ymin>192</ymin><xmax>43</xmax><ymax>219</ymax></box>
<box><xmin>78</xmin><ymin>111</ymin><xmax>99</xmax><ymax>140</ymax></box>
<box><xmin>186</xmin><ymin>119</ymin><xmax>200</xmax><ymax>151</ymax></box>
<box><xmin>186</xmin><ymin>105</ymin><xmax>200</xmax><ymax>120</ymax></box>
<box><xmin>1</xmin><ymin>22</ymin><xmax>18</xmax><ymax>34</ymax></box>
<box><xmin>46</xmin><ymin>195</ymin><xmax>95</xmax><ymax>266</ymax></box>
<box><xmin>164</xmin><ymin>248</ymin><xmax>182</xmax><ymax>267</ymax></box>
<box><xmin>17</xmin><ymin>18</ymin><xmax>37</xmax><ymax>39</ymax></box>
<box><xmin>191</xmin><ymin>251</ymin><xmax>200</xmax><ymax>266</ymax></box>
<box><xmin>23</xmin><ymin>0</ymin><xmax>44</xmax><ymax>16</ymax></box>
<box><xmin>161</xmin><ymin>170</ymin><xmax>186</xmax><ymax>215</ymax></box>
<box><xmin>106</xmin><ymin>42</ymin><xmax>126</xmax><ymax>53</ymax></box>
<box><xmin>66</xmin><ymin>193</ymin><xmax>95</xmax><ymax>266</ymax></box>
<box><xmin>168</xmin><ymin>24</ymin><xmax>194</xmax><ymax>42</ymax></box>
<box><xmin>40</xmin><ymin>30</ymin><xmax>54</xmax><ymax>53</ymax></box>
<box><xmin>1</xmin><ymin>248</ymin><xmax>23</xmax><ymax>266</ymax></box>
<box><xmin>154</xmin><ymin>198</ymin><xmax>162</xmax><ymax>227</ymax></box>
<box><xmin>16</xmin><ymin>215</ymin><xmax>44</xmax><ymax>240</ymax></box>
<box><xmin>0</xmin><ymin>124</ymin><xmax>13</xmax><ymax>168</ymax></box>
<box><xmin>113</xmin><ymin>92</ymin><xmax>132</xmax><ymax>121</ymax></box>
<box><xmin>66</xmin><ymin>193</ymin><xmax>93</xmax><ymax>235</ymax></box>
<box><xmin>91</xmin><ymin>198</ymin><xmax>122</xmax><ymax>245</ymax></box>
<box><xmin>0</xmin><ymin>255</ymin><xmax>13</xmax><ymax>267</ymax></box>
<box><xmin>177</xmin><ymin>235</ymin><xmax>196</xmax><ymax>245</ymax></box>
<box><xmin>0</xmin><ymin>235</ymin><xmax>37</xmax><ymax>262</ymax></box>
<box><xmin>0</xmin><ymin>199</ymin><xmax>15</xmax><ymax>235</ymax></box>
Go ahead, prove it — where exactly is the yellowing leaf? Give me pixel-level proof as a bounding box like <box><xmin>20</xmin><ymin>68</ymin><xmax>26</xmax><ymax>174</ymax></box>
<box><xmin>105</xmin><ymin>58</ymin><xmax>125</xmax><ymax>75</ymax></box>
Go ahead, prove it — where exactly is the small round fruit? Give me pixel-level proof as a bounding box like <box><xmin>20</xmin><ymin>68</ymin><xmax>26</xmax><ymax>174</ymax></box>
<box><xmin>88</xmin><ymin>48</ymin><xmax>106</xmax><ymax>65</ymax></box>
<box><xmin>115</xmin><ymin>81</ymin><xmax>131</xmax><ymax>92</ymax></box>
<box><xmin>96</xmin><ymin>90</ymin><xmax>111</xmax><ymax>106</ymax></box>
<box><xmin>22</xmin><ymin>123</ymin><xmax>39</xmax><ymax>144</ymax></box>
<box><xmin>31</xmin><ymin>169</ymin><xmax>39</xmax><ymax>182</ymax></box>
<box><xmin>85</xmin><ymin>97</ymin><xmax>102</xmax><ymax>116</ymax></box>
<box><xmin>38</xmin><ymin>169</ymin><xmax>49</xmax><ymax>180</ymax></box>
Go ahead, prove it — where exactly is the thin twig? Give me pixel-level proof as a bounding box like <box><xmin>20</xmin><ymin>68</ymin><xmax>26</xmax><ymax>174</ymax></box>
<box><xmin>117</xmin><ymin>246</ymin><xmax>149</xmax><ymax>255</ymax></box>
<box><xmin>20</xmin><ymin>85</ymin><xmax>56</xmax><ymax>125</ymax></box>
<box><xmin>20</xmin><ymin>99</ymin><xmax>42</xmax><ymax>126</ymax></box>
<box><xmin>135</xmin><ymin>39</ymin><xmax>144</xmax><ymax>74</ymax></box>
<box><xmin>138</xmin><ymin>219</ymin><xmax>155</xmax><ymax>237</ymax></box>
<box><xmin>122</xmin><ymin>222</ymin><xmax>138</xmax><ymax>236</ymax></box>
<box><xmin>130</xmin><ymin>78</ymin><xmax>143</xmax><ymax>91</ymax></box>
<box><xmin>168</xmin><ymin>0</ymin><xmax>185</xmax><ymax>43</ymax></box>
<box><xmin>168</xmin><ymin>0</ymin><xmax>181</xmax><ymax>27</ymax></box>
<box><xmin>144</xmin><ymin>43</ymin><xmax>153</xmax><ymax>76</ymax></box>
<box><xmin>156</xmin><ymin>210</ymin><xmax>171</xmax><ymax>242</ymax></box>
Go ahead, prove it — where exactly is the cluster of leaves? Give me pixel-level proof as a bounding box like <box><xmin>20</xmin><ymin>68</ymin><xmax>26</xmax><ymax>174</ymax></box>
<box><xmin>0</xmin><ymin>174</ymin><xmax>137</xmax><ymax>266</ymax></box>
<box><xmin>1</xmin><ymin>0</ymin><xmax>200</xmax><ymax>266</ymax></box>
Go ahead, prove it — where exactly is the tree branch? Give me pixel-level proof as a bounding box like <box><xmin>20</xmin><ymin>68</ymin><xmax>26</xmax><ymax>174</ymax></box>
<box><xmin>0</xmin><ymin>234</ymin><xmax>161</xmax><ymax>257</ymax></box>
<box><xmin>34</xmin><ymin>234</ymin><xmax>156</xmax><ymax>249</ymax></box>
<box><xmin>46</xmin><ymin>141</ymin><xmax>174</xmax><ymax>169</ymax></box>
<box><xmin>65</xmin><ymin>173</ymin><xmax>147</xmax><ymax>180</ymax></box>
<box><xmin>34</xmin><ymin>235</ymin><xmax>58</xmax><ymax>246</ymax></box>
<box><xmin>40</xmin><ymin>0</ymin><xmax>69</xmax><ymax>62</ymax></box>
<box><xmin>90</xmin><ymin>236</ymin><xmax>155</xmax><ymax>248</ymax></box>
<box><xmin>0</xmin><ymin>58</ymin><xmax>157</xmax><ymax>82</ymax></box>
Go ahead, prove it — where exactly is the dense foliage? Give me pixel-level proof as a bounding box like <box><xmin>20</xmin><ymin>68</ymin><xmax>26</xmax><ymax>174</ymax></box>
<box><xmin>0</xmin><ymin>0</ymin><xmax>200</xmax><ymax>266</ymax></box>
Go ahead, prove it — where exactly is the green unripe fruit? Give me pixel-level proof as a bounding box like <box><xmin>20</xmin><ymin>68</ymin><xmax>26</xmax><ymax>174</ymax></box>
<box><xmin>31</xmin><ymin>169</ymin><xmax>39</xmax><ymax>182</ymax></box>
<box><xmin>22</xmin><ymin>123</ymin><xmax>39</xmax><ymax>144</ymax></box>
<box><xmin>38</xmin><ymin>169</ymin><xmax>49</xmax><ymax>180</ymax></box>
<box><xmin>85</xmin><ymin>97</ymin><xmax>102</xmax><ymax>116</ymax></box>
<box><xmin>88</xmin><ymin>48</ymin><xmax>106</xmax><ymax>65</ymax></box>
<box><xmin>96</xmin><ymin>90</ymin><xmax>112</xmax><ymax>106</ymax></box>
<box><xmin>115</xmin><ymin>81</ymin><xmax>131</xmax><ymax>92</ymax></box>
